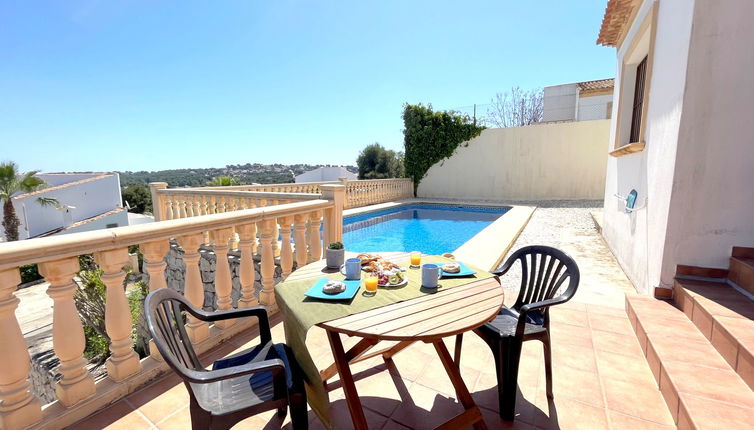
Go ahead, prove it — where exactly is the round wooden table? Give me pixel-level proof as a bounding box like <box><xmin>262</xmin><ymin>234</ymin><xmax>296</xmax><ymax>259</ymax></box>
<box><xmin>317</xmin><ymin>277</ymin><xmax>503</xmax><ymax>430</ymax></box>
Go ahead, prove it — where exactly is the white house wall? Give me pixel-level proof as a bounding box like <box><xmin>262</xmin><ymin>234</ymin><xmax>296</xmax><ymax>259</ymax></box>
<box><xmin>601</xmin><ymin>0</ymin><xmax>696</xmax><ymax>293</ymax></box>
<box><xmin>543</xmin><ymin>83</ymin><xmax>578</xmax><ymax>122</ymax></box>
<box><xmin>577</xmin><ymin>94</ymin><xmax>613</xmax><ymax>121</ymax></box>
<box><xmin>660</xmin><ymin>0</ymin><xmax>754</xmax><ymax>280</ymax></box>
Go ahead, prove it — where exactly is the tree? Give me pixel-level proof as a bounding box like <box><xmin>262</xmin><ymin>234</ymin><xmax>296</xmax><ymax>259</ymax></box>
<box><xmin>0</xmin><ymin>162</ymin><xmax>58</xmax><ymax>242</ymax></box>
<box><xmin>122</xmin><ymin>184</ymin><xmax>152</xmax><ymax>214</ymax></box>
<box><xmin>356</xmin><ymin>143</ymin><xmax>404</xmax><ymax>179</ymax></box>
<box><xmin>207</xmin><ymin>175</ymin><xmax>240</xmax><ymax>186</ymax></box>
<box><xmin>485</xmin><ymin>86</ymin><xmax>544</xmax><ymax>128</ymax></box>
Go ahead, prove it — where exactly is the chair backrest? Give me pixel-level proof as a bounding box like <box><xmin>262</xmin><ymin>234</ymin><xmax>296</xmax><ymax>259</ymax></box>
<box><xmin>144</xmin><ymin>288</ymin><xmax>204</xmax><ymax>375</ymax></box>
<box><xmin>502</xmin><ymin>245</ymin><xmax>580</xmax><ymax>310</ymax></box>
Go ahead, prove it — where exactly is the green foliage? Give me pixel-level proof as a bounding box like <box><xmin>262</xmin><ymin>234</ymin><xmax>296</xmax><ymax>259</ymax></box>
<box><xmin>118</xmin><ymin>163</ymin><xmax>358</xmax><ymax>188</ymax></box>
<box><xmin>74</xmin><ymin>269</ymin><xmax>109</xmax><ymax>362</ymax></box>
<box><xmin>19</xmin><ymin>264</ymin><xmax>42</xmax><ymax>284</ymax></box>
<box><xmin>356</xmin><ymin>143</ymin><xmax>404</xmax><ymax>179</ymax></box>
<box><xmin>128</xmin><ymin>281</ymin><xmax>150</xmax><ymax>358</ymax></box>
<box><xmin>327</xmin><ymin>241</ymin><xmax>343</xmax><ymax>250</ymax></box>
<box><xmin>207</xmin><ymin>175</ymin><xmax>240</xmax><ymax>186</ymax></box>
<box><xmin>0</xmin><ymin>162</ymin><xmax>58</xmax><ymax>241</ymax></box>
<box><xmin>122</xmin><ymin>184</ymin><xmax>152</xmax><ymax>214</ymax></box>
<box><xmin>402</xmin><ymin>104</ymin><xmax>485</xmax><ymax>193</ymax></box>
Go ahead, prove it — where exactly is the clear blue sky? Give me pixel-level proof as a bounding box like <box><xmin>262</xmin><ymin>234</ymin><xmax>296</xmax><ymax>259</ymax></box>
<box><xmin>0</xmin><ymin>1</ymin><xmax>614</xmax><ymax>173</ymax></box>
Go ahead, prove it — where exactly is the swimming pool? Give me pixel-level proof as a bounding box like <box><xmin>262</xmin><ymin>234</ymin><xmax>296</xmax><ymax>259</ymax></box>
<box><xmin>342</xmin><ymin>204</ymin><xmax>511</xmax><ymax>255</ymax></box>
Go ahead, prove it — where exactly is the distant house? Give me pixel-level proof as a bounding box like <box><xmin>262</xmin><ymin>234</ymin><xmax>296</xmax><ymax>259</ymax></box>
<box><xmin>542</xmin><ymin>78</ymin><xmax>614</xmax><ymax>122</ymax></box>
<box><xmin>295</xmin><ymin>166</ymin><xmax>356</xmax><ymax>183</ymax></box>
<box><xmin>0</xmin><ymin>173</ymin><xmax>128</xmax><ymax>240</ymax></box>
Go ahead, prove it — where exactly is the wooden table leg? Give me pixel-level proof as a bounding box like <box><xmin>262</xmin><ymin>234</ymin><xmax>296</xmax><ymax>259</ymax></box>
<box><xmin>433</xmin><ymin>340</ymin><xmax>488</xmax><ymax>430</ymax></box>
<box><xmin>326</xmin><ymin>330</ymin><xmax>369</xmax><ymax>430</ymax></box>
<box><xmin>320</xmin><ymin>337</ymin><xmax>378</xmax><ymax>383</ymax></box>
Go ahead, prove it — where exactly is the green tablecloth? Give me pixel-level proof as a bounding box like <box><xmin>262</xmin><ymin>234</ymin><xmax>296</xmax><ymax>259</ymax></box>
<box><xmin>274</xmin><ymin>256</ymin><xmax>494</xmax><ymax>428</ymax></box>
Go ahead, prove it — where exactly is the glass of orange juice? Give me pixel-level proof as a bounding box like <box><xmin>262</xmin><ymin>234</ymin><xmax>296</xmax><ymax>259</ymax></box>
<box><xmin>364</xmin><ymin>273</ymin><xmax>378</xmax><ymax>295</ymax></box>
<box><xmin>410</xmin><ymin>251</ymin><xmax>421</xmax><ymax>268</ymax></box>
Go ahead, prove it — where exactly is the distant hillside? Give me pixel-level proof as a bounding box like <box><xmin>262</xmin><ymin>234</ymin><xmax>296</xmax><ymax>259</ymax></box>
<box><xmin>118</xmin><ymin>163</ymin><xmax>357</xmax><ymax>188</ymax></box>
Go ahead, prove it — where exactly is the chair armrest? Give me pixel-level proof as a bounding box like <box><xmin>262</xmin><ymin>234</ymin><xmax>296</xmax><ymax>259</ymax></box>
<box><xmin>183</xmin><ymin>358</ymin><xmax>286</xmax><ymax>384</ymax></box>
<box><xmin>184</xmin><ymin>306</ymin><xmax>272</xmax><ymax>344</ymax></box>
<box><xmin>491</xmin><ymin>258</ymin><xmax>516</xmax><ymax>277</ymax></box>
<box><xmin>513</xmin><ymin>296</ymin><xmax>570</xmax><ymax>338</ymax></box>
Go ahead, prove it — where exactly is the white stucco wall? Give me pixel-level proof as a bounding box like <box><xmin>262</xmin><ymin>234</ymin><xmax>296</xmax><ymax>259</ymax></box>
<box><xmin>62</xmin><ymin>210</ymin><xmax>129</xmax><ymax>235</ymax></box>
<box><xmin>295</xmin><ymin>167</ymin><xmax>356</xmax><ymax>183</ymax></box>
<box><xmin>659</xmin><ymin>0</ymin><xmax>754</xmax><ymax>279</ymax></box>
<box><xmin>6</xmin><ymin>174</ymin><xmax>123</xmax><ymax>239</ymax></box>
<box><xmin>543</xmin><ymin>83</ymin><xmax>578</xmax><ymax>122</ymax></box>
<box><xmin>601</xmin><ymin>0</ymin><xmax>696</xmax><ymax>293</ymax></box>
<box><xmin>578</xmin><ymin>94</ymin><xmax>613</xmax><ymax>121</ymax></box>
<box><xmin>417</xmin><ymin>120</ymin><xmax>609</xmax><ymax>201</ymax></box>
<box><xmin>36</xmin><ymin>173</ymin><xmax>105</xmax><ymax>187</ymax></box>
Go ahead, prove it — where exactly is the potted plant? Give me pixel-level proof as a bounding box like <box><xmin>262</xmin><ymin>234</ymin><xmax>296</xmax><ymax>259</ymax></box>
<box><xmin>326</xmin><ymin>242</ymin><xmax>345</xmax><ymax>268</ymax></box>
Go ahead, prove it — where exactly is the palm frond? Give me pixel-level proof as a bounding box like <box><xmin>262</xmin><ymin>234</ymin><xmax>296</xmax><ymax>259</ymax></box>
<box><xmin>36</xmin><ymin>197</ymin><xmax>60</xmax><ymax>208</ymax></box>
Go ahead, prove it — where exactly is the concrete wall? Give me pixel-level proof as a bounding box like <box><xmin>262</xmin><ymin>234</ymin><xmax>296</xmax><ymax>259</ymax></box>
<box><xmin>36</xmin><ymin>173</ymin><xmax>105</xmax><ymax>187</ymax></box>
<box><xmin>6</xmin><ymin>174</ymin><xmax>124</xmax><ymax>239</ymax></box>
<box><xmin>543</xmin><ymin>83</ymin><xmax>578</xmax><ymax>122</ymax></box>
<box><xmin>602</xmin><ymin>0</ymin><xmax>697</xmax><ymax>293</ymax></box>
<box><xmin>62</xmin><ymin>210</ymin><xmax>129</xmax><ymax>235</ymax></box>
<box><xmin>417</xmin><ymin>120</ymin><xmax>610</xmax><ymax>201</ymax></box>
<box><xmin>295</xmin><ymin>167</ymin><xmax>356</xmax><ymax>183</ymax></box>
<box><xmin>578</xmin><ymin>94</ymin><xmax>613</xmax><ymax>121</ymax></box>
<box><xmin>660</xmin><ymin>0</ymin><xmax>754</xmax><ymax>279</ymax></box>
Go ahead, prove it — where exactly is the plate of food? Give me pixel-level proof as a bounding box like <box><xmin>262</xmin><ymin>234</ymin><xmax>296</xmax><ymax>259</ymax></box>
<box><xmin>357</xmin><ymin>253</ymin><xmax>405</xmax><ymax>273</ymax></box>
<box><xmin>438</xmin><ymin>261</ymin><xmax>476</xmax><ymax>277</ymax></box>
<box><xmin>376</xmin><ymin>269</ymin><xmax>408</xmax><ymax>288</ymax></box>
<box><xmin>304</xmin><ymin>279</ymin><xmax>361</xmax><ymax>300</ymax></box>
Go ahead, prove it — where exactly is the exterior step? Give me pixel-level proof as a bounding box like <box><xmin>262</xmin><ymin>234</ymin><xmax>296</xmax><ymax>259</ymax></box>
<box><xmin>730</xmin><ymin>255</ymin><xmax>754</xmax><ymax>295</ymax></box>
<box><xmin>674</xmin><ymin>278</ymin><xmax>754</xmax><ymax>389</ymax></box>
<box><xmin>626</xmin><ymin>295</ymin><xmax>754</xmax><ymax>428</ymax></box>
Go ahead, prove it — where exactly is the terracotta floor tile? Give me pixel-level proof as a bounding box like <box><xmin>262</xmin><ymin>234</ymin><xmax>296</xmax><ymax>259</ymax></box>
<box><xmin>414</xmin><ymin>357</ymin><xmax>480</xmax><ymax>398</ymax></box>
<box><xmin>75</xmin><ymin>400</ymin><xmax>153</xmax><ymax>430</ymax></box>
<box><xmin>473</xmin><ymin>369</ymin><xmax>538</xmax><ymax>420</ymax></box>
<box><xmin>678</xmin><ymin>393</ymin><xmax>754</xmax><ymax>429</ymax></box>
<box><xmin>590</xmin><ymin>329</ymin><xmax>642</xmax><ymax>357</ymax></box>
<box><xmin>660</xmin><ymin>360</ymin><xmax>754</xmax><ymax>408</ymax></box>
<box><xmin>549</xmin><ymin>365</ymin><xmax>603</xmax><ymax>407</ymax></box>
<box><xmin>155</xmin><ymin>406</ymin><xmax>191</xmax><ymax>430</ymax></box>
<box><xmin>585</xmin><ymin>304</ymin><xmax>628</xmax><ymax>318</ymax></box>
<box><xmin>549</xmin><ymin>322</ymin><xmax>593</xmax><ymax>348</ymax></box>
<box><xmin>532</xmin><ymin>391</ymin><xmax>609</xmax><ymax>430</ymax></box>
<box><xmin>308</xmin><ymin>399</ymin><xmax>388</xmax><ymax>429</ymax></box>
<box><xmin>552</xmin><ymin>342</ymin><xmax>598</xmax><ymax>373</ymax></box>
<box><xmin>479</xmin><ymin>406</ymin><xmax>537</xmax><ymax>429</ymax></box>
<box><xmin>388</xmin><ymin>382</ymin><xmax>465</xmax><ymax>429</ymax></box>
<box><xmin>602</xmin><ymin>378</ymin><xmax>674</xmax><ymax>426</ymax></box>
<box><xmin>607</xmin><ymin>410</ymin><xmax>675</xmax><ymax>430</ymax></box>
<box><xmin>381</xmin><ymin>419</ymin><xmax>412</xmax><ymax>430</ymax></box>
<box><xmin>736</xmin><ymin>341</ymin><xmax>754</xmax><ymax>389</ymax></box>
<box><xmin>594</xmin><ymin>349</ymin><xmax>656</xmax><ymax>386</ymax></box>
<box><xmin>588</xmin><ymin>313</ymin><xmax>634</xmax><ymax>336</ymax></box>
<box><xmin>710</xmin><ymin>323</ymin><xmax>740</xmax><ymax>367</ymax></box>
<box><xmin>636</xmin><ymin>317</ymin><xmax>701</xmax><ymax>339</ymax></box>
<box><xmin>715</xmin><ymin>315</ymin><xmax>754</xmax><ymax>340</ymax></box>
<box><xmin>549</xmin><ymin>308</ymin><xmax>589</xmax><ymax>328</ymax></box>
<box><xmin>649</xmin><ymin>335</ymin><xmax>729</xmax><ymax>369</ymax></box>
<box><xmin>126</xmin><ymin>374</ymin><xmax>189</xmax><ymax>424</ymax></box>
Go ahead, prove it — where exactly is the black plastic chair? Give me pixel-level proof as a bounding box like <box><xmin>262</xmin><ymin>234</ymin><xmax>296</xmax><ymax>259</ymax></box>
<box><xmin>144</xmin><ymin>288</ymin><xmax>308</xmax><ymax>429</ymax></box>
<box><xmin>456</xmin><ymin>245</ymin><xmax>580</xmax><ymax>421</ymax></box>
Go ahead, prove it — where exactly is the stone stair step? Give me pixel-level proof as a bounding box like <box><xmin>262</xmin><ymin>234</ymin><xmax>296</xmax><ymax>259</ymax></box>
<box><xmin>626</xmin><ymin>295</ymin><xmax>754</xmax><ymax>428</ymax></box>
<box><xmin>730</xmin><ymin>256</ymin><xmax>754</xmax><ymax>295</ymax></box>
<box><xmin>674</xmin><ymin>278</ymin><xmax>754</xmax><ymax>389</ymax></box>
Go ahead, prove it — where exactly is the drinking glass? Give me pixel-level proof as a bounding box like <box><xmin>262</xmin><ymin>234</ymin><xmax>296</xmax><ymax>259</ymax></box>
<box><xmin>410</xmin><ymin>251</ymin><xmax>421</xmax><ymax>268</ymax></box>
<box><xmin>364</xmin><ymin>273</ymin><xmax>378</xmax><ymax>295</ymax></box>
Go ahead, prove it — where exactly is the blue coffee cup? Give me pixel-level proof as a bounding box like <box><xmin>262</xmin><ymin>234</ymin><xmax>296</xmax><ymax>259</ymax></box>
<box><xmin>422</xmin><ymin>264</ymin><xmax>440</xmax><ymax>288</ymax></box>
<box><xmin>342</xmin><ymin>258</ymin><xmax>362</xmax><ymax>280</ymax></box>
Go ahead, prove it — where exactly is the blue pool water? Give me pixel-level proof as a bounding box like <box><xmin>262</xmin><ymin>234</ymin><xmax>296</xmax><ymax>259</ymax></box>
<box><xmin>342</xmin><ymin>204</ymin><xmax>510</xmax><ymax>254</ymax></box>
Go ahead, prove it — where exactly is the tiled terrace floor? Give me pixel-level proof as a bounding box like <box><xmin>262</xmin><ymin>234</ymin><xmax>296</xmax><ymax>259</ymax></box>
<box><xmin>73</xmin><ymin>205</ymin><xmax>670</xmax><ymax>429</ymax></box>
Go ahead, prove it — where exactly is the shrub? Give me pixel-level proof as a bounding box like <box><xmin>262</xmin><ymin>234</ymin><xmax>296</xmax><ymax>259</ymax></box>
<box><xmin>328</xmin><ymin>242</ymin><xmax>344</xmax><ymax>250</ymax></box>
<box><xmin>402</xmin><ymin>104</ymin><xmax>485</xmax><ymax>194</ymax></box>
<box><xmin>19</xmin><ymin>264</ymin><xmax>42</xmax><ymax>284</ymax></box>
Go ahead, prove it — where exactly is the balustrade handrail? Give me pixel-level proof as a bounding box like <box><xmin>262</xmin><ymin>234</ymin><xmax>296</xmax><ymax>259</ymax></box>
<box><xmin>157</xmin><ymin>188</ymin><xmax>321</xmax><ymax>201</ymax></box>
<box><xmin>0</xmin><ymin>199</ymin><xmax>331</xmax><ymax>271</ymax></box>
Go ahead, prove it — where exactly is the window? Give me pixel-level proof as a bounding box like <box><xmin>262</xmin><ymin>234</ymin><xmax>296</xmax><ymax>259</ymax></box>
<box><xmin>629</xmin><ymin>56</ymin><xmax>648</xmax><ymax>143</ymax></box>
<box><xmin>606</xmin><ymin>101</ymin><xmax>613</xmax><ymax>119</ymax></box>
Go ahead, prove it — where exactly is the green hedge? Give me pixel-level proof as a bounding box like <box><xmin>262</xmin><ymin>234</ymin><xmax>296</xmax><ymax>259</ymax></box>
<box><xmin>402</xmin><ymin>104</ymin><xmax>485</xmax><ymax>194</ymax></box>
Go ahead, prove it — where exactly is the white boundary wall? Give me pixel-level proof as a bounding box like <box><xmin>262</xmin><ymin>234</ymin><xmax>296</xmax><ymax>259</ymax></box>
<box><xmin>417</xmin><ymin>120</ymin><xmax>610</xmax><ymax>201</ymax></box>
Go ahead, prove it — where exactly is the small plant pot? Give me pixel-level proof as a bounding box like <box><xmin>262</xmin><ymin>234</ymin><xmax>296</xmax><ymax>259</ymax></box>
<box><xmin>326</xmin><ymin>248</ymin><xmax>345</xmax><ymax>269</ymax></box>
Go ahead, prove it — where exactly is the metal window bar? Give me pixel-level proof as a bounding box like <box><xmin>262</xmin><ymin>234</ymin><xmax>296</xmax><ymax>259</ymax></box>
<box><xmin>629</xmin><ymin>56</ymin><xmax>648</xmax><ymax>143</ymax></box>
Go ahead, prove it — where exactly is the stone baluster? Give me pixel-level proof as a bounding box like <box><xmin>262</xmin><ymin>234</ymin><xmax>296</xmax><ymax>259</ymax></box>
<box><xmin>177</xmin><ymin>233</ymin><xmax>209</xmax><ymax>342</ymax></box>
<box><xmin>0</xmin><ymin>269</ymin><xmax>42</xmax><ymax>429</ymax></box>
<box><xmin>38</xmin><ymin>258</ymin><xmax>96</xmax><ymax>407</ymax></box>
<box><xmin>94</xmin><ymin>249</ymin><xmax>141</xmax><ymax>381</ymax></box>
<box><xmin>140</xmin><ymin>240</ymin><xmax>169</xmax><ymax>359</ymax></box>
<box><xmin>258</xmin><ymin>220</ymin><xmax>276</xmax><ymax>310</ymax></box>
<box><xmin>200</xmin><ymin>196</ymin><xmax>209</xmax><ymax>215</ymax></box>
<box><xmin>278</xmin><ymin>216</ymin><xmax>294</xmax><ymax>278</ymax></box>
<box><xmin>185</xmin><ymin>196</ymin><xmax>194</xmax><ymax>217</ymax></box>
<box><xmin>211</xmin><ymin>227</ymin><xmax>235</xmax><ymax>329</ymax></box>
<box><xmin>293</xmin><ymin>214</ymin><xmax>309</xmax><ymax>268</ymax></box>
<box><xmin>179</xmin><ymin>196</ymin><xmax>188</xmax><ymax>218</ymax></box>
<box><xmin>208</xmin><ymin>196</ymin><xmax>216</xmax><ymax>214</ymax></box>
<box><xmin>236</xmin><ymin>223</ymin><xmax>259</xmax><ymax>308</ymax></box>
<box><xmin>308</xmin><ymin>210</ymin><xmax>323</xmax><ymax>263</ymax></box>
<box><xmin>320</xmin><ymin>184</ymin><xmax>345</xmax><ymax>246</ymax></box>
<box><xmin>271</xmin><ymin>200</ymin><xmax>280</xmax><ymax>258</ymax></box>
<box><xmin>163</xmin><ymin>196</ymin><xmax>173</xmax><ymax>220</ymax></box>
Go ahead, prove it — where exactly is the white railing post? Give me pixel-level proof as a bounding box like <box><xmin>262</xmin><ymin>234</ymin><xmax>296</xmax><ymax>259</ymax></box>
<box><xmin>236</xmin><ymin>223</ymin><xmax>258</xmax><ymax>308</ymax></box>
<box><xmin>140</xmin><ymin>240</ymin><xmax>169</xmax><ymax>359</ymax></box>
<box><xmin>211</xmin><ymin>227</ymin><xmax>235</xmax><ymax>329</ymax></box>
<box><xmin>149</xmin><ymin>182</ymin><xmax>168</xmax><ymax>221</ymax></box>
<box><xmin>307</xmin><ymin>211</ymin><xmax>323</xmax><ymax>263</ymax></box>
<box><xmin>39</xmin><ymin>258</ymin><xmax>96</xmax><ymax>407</ymax></box>
<box><xmin>94</xmin><ymin>248</ymin><xmax>141</xmax><ymax>381</ymax></box>
<box><xmin>258</xmin><ymin>220</ymin><xmax>276</xmax><ymax>311</ymax></box>
<box><xmin>0</xmin><ymin>269</ymin><xmax>42</xmax><ymax>429</ymax></box>
<box><xmin>177</xmin><ymin>233</ymin><xmax>209</xmax><ymax>343</ymax></box>
<box><xmin>278</xmin><ymin>216</ymin><xmax>294</xmax><ymax>278</ymax></box>
<box><xmin>293</xmin><ymin>214</ymin><xmax>309</xmax><ymax>268</ymax></box>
